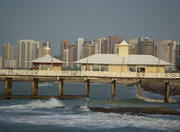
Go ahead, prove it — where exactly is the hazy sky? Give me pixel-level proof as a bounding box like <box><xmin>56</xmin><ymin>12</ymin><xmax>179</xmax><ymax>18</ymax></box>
<box><xmin>0</xmin><ymin>0</ymin><xmax>180</xmax><ymax>55</ymax></box>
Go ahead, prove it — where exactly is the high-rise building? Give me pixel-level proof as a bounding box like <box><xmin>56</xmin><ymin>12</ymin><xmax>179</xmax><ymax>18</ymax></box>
<box><xmin>16</xmin><ymin>40</ymin><xmax>40</xmax><ymax>69</ymax></box>
<box><xmin>82</xmin><ymin>41</ymin><xmax>94</xmax><ymax>57</ymax></box>
<box><xmin>137</xmin><ymin>37</ymin><xmax>155</xmax><ymax>55</ymax></box>
<box><xmin>0</xmin><ymin>56</ymin><xmax>2</xmax><ymax>68</ymax></box>
<box><xmin>60</xmin><ymin>40</ymin><xmax>76</xmax><ymax>67</ymax></box>
<box><xmin>176</xmin><ymin>42</ymin><xmax>180</xmax><ymax>69</ymax></box>
<box><xmin>106</xmin><ymin>36</ymin><xmax>123</xmax><ymax>54</ymax></box>
<box><xmin>77</xmin><ymin>37</ymin><xmax>84</xmax><ymax>60</ymax></box>
<box><xmin>94</xmin><ymin>39</ymin><xmax>102</xmax><ymax>54</ymax></box>
<box><xmin>4</xmin><ymin>59</ymin><xmax>16</xmax><ymax>68</ymax></box>
<box><xmin>60</xmin><ymin>40</ymin><xmax>71</xmax><ymax>61</ymax></box>
<box><xmin>128</xmin><ymin>39</ymin><xmax>138</xmax><ymax>54</ymax></box>
<box><xmin>155</xmin><ymin>40</ymin><xmax>177</xmax><ymax>70</ymax></box>
<box><xmin>2</xmin><ymin>43</ymin><xmax>14</xmax><ymax>68</ymax></box>
<box><xmin>100</xmin><ymin>38</ymin><xmax>108</xmax><ymax>54</ymax></box>
<box><xmin>69</xmin><ymin>44</ymin><xmax>77</xmax><ymax>66</ymax></box>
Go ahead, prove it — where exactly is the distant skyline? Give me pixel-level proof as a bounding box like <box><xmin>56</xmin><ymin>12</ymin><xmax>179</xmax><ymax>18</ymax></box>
<box><xmin>0</xmin><ymin>0</ymin><xmax>180</xmax><ymax>55</ymax></box>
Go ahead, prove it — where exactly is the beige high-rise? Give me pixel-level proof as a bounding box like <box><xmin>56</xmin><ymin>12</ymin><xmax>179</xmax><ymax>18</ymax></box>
<box><xmin>2</xmin><ymin>43</ymin><xmax>13</xmax><ymax>68</ymax></box>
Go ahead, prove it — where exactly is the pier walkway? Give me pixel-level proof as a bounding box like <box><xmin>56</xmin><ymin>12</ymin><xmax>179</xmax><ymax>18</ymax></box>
<box><xmin>0</xmin><ymin>69</ymin><xmax>180</xmax><ymax>102</ymax></box>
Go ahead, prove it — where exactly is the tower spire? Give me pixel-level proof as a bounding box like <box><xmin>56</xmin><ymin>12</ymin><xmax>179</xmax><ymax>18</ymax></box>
<box><xmin>45</xmin><ymin>43</ymin><xmax>51</xmax><ymax>55</ymax></box>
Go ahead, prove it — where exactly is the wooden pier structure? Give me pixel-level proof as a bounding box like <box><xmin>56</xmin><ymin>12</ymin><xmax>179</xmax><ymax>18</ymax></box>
<box><xmin>0</xmin><ymin>69</ymin><xmax>180</xmax><ymax>103</ymax></box>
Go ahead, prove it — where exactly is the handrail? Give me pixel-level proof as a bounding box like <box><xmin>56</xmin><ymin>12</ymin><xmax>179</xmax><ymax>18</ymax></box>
<box><xmin>0</xmin><ymin>69</ymin><xmax>180</xmax><ymax>79</ymax></box>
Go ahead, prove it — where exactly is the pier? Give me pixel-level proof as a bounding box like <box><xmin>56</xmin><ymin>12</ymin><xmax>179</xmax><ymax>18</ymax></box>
<box><xmin>0</xmin><ymin>69</ymin><xmax>180</xmax><ymax>103</ymax></box>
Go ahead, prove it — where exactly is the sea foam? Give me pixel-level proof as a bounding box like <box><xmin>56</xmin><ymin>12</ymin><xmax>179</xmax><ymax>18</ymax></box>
<box><xmin>2</xmin><ymin>111</ymin><xmax>180</xmax><ymax>131</ymax></box>
<box><xmin>0</xmin><ymin>98</ymin><xmax>64</xmax><ymax>110</ymax></box>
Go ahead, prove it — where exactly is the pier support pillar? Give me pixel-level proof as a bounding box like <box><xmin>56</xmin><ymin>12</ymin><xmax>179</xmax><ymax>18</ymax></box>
<box><xmin>164</xmin><ymin>81</ymin><xmax>170</xmax><ymax>103</ymax></box>
<box><xmin>4</xmin><ymin>78</ymin><xmax>12</xmax><ymax>99</ymax></box>
<box><xmin>32</xmin><ymin>78</ymin><xmax>39</xmax><ymax>98</ymax></box>
<box><xmin>58</xmin><ymin>79</ymin><xmax>64</xmax><ymax>97</ymax></box>
<box><xmin>84</xmin><ymin>79</ymin><xmax>90</xmax><ymax>97</ymax></box>
<box><xmin>137</xmin><ymin>79</ymin><xmax>142</xmax><ymax>96</ymax></box>
<box><xmin>111</xmin><ymin>80</ymin><xmax>116</xmax><ymax>99</ymax></box>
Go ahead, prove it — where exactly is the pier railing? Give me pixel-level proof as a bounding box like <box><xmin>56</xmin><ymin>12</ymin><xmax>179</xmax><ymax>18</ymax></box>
<box><xmin>0</xmin><ymin>69</ymin><xmax>180</xmax><ymax>79</ymax></box>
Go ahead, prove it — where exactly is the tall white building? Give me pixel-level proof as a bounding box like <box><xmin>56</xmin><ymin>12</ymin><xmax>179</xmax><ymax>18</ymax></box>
<box><xmin>4</xmin><ymin>59</ymin><xmax>16</xmax><ymax>68</ymax></box>
<box><xmin>16</xmin><ymin>40</ymin><xmax>40</xmax><ymax>69</ymax></box>
<box><xmin>77</xmin><ymin>37</ymin><xmax>84</xmax><ymax>60</ymax></box>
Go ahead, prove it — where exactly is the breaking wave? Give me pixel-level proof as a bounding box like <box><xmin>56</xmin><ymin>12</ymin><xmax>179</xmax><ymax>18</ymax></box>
<box><xmin>0</xmin><ymin>98</ymin><xmax>64</xmax><ymax>110</ymax></box>
<box><xmin>3</xmin><ymin>112</ymin><xmax>180</xmax><ymax>131</ymax></box>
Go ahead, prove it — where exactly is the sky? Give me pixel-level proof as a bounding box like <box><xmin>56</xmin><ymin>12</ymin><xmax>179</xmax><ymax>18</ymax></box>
<box><xmin>0</xmin><ymin>0</ymin><xmax>180</xmax><ymax>55</ymax></box>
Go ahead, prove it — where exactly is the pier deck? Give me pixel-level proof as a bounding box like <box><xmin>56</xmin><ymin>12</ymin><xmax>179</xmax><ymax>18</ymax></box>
<box><xmin>0</xmin><ymin>69</ymin><xmax>180</xmax><ymax>102</ymax></box>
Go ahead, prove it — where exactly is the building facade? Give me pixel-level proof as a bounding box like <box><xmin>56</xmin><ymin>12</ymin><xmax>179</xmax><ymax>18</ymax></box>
<box><xmin>2</xmin><ymin>43</ymin><xmax>13</xmax><ymax>68</ymax></box>
<box><xmin>155</xmin><ymin>40</ymin><xmax>179</xmax><ymax>70</ymax></box>
<box><xmin>60</xmin><ymin>40</ymin><xmax>77</xmax><ymax>67</ymax></box>
<box><xmin>16</xmin><ymin>40</ymin><xmax>40</xmax><ymax>69</ymax></box>
<box><xmin>0</xmin><ymin>56</ymin><xmax>2</xmax><ymax>69</ymax></box>
<box><xmin>128</xmin><ymin>39</ymin><xmax>138</xmax><ymax>54</ymax></box>
<box><xmin>106</xmin><ymin>36</ymin><xmax>123</xmax><ymax>54</ymax></box>
<box><xmin>176</xmin><ymin>42</ymin><xmax>180</xmax><ymax>69</ymax></box>
<box><xmin>137</xmin><ymin>37</ymin><xmax>155</xmax><ymax>55</ymax></box>
<box><xmin>129</xmin><ymin>37</ymin><xmax>155</xmax><ymax>56</ymax></box>
<box><xmin>82</xmin><ymin>41</ymin><xmax>94</xmax><ymax>58</ymax></box>
<box><xmin>4</xmin><ymin>59</ymin><xmax>16</xmax><ymax>68</ymax></box>
<box><xmin>94</xmin><ymin>39</ymin><xmax>102</xmax><ymax>54</ymax></box>
<box><xmin>77</xmin><ymin>37</ymin><xmax>84</xmax><ymax>60</ymax></box>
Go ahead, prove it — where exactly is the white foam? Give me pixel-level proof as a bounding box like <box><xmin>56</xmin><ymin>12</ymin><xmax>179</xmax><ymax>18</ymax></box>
<box><xmin>80</xmin><ymin>105</ymin><xmax>89</xmax><ymax>112</ymax></box>
<box><xmin>0</xmin><ymin>98</ymin><xmax>64</xmax><ymax>110</ymax></box>
<box><xmin>3</xmin><ymin>112</ymin><xmax>180</xmax><ymax>131</ymax></box>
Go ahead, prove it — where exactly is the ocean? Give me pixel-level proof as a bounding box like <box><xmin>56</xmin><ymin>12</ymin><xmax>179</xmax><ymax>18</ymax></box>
<box><xmin>0</xmin><ymin>82</ymin><xmax>180</xmax><ymax>132</ymax></box>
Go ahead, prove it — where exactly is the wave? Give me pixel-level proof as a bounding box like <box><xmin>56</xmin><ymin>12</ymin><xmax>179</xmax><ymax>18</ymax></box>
<box><xmin>0</xmin><ymin>98</ymin><xmax>64</xmax><ymax>110</ymax></box>
<box><xmin>2</xmin><ymin>112</ymin><xmax>180</xmax><ymax>131</ymax></box>
<box><xmin>79</xmin><ymin>105</ymin><xmax>89</xmax><ymax>112</ymax></box>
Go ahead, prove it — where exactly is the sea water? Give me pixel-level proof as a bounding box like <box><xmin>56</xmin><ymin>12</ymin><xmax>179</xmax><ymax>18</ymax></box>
<box><xmin>0</xmin><ymin>82</ymin><xmax>180</xmax><ymax>132</ymax></box>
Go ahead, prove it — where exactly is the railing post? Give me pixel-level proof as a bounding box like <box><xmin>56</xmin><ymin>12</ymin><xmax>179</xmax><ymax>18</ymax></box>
<box><xmin>84</xmin><ymin>79</ymin><xmax>90</xmax><ymax>97</ymax></box>
<box><xmin>111</xmin><ymin>80</ymin><xmax>116</xmax><ymax>99</ymax></box>
<box><xmin>58</xmin><ymin>79</ymin><xmax>64</xmax><ymax>97</ymax></box>
<box><xmin>164</xmin><ymin>81</ymin><xmax>170</xmax><ymax>103</ymax></box>
<box><xmin>4</xmin><ymin>78</ymin><xmax>12</xmax><ymax>99</ymax></box>
<box><xmin>137</xmin><ymin>79</ymin><xmax>141</xmax><ymax>96</ymax></box>
<box><xmin>32</xmin><ymin>78</ymin><xmax>39</xmax><ymax>98</ymax></box>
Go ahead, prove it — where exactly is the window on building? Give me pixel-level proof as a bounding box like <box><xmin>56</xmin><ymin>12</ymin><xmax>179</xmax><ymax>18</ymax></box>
<box><xmin>92</xmin><ymin>66</ymin><xmax>99</xmax><ymax>71</ymax></box>
<box><xmin>129</xmin><ymin>66</ymin><xmax>136</xmax><ymax>72</ymax></box>
<box><xmin>137</xmin><ymin>67</ymin><xmax>145</xmax><ymax>73</ymax></box>
<box><xmin>101</xmin><ymin>66</ymin><xmax>108</xmax><ymax>71</ymax></box>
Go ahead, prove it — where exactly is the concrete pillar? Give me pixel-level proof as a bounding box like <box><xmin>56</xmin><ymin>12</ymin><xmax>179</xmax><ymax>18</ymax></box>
<box><xmin>4</xmin><ymin>78</ymin><xmax>12</xmax><ymax>99</ymax></box>
<box><xmin>58</xmin><ymin>79</ymin><xmax>64</xmax><ymax>97</ymax></box>
<box><xmin>84</xmin><ymin>79</ymin><xmax>90</xmax><ymax>97</ymax></box>
<box><xmin>111</xmin><ymin>80</ymin><xmax>116</xmax><ymax>99</ymax></box>
<box><xmin>32</xmin><ymin>78</ymin><xmax>39</xmax><ymax>98</ymax></box>
<box><xmin>137</xmin><ymin>79</ymin><xmax>141</xmax><ymax>96</ymax></box>
<box><xmin>164</xmin><ymin>81</ymin><xmax>170</xmax><ymax>103</ymax></box>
